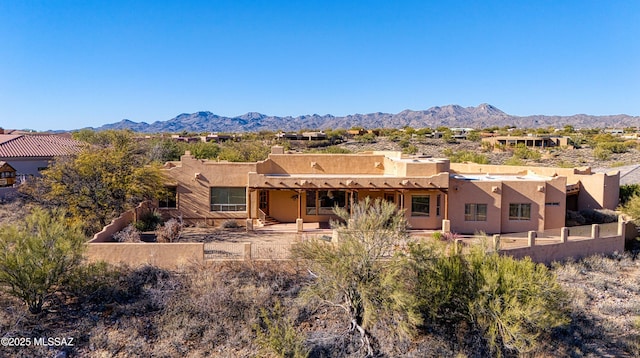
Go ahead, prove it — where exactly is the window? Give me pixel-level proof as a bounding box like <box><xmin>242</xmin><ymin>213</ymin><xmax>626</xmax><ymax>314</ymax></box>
<box><xmin>411</xmin><ymin>195</ymin><xmax>430</xmax><ymax>216</ymax></box>
<box><xmin>306</xmin><ymin>190</ymin><xmax>346</xmax><ymax>215</ymax></box>
<box><xmin>436</xmin><ymin>194</ymin><xmax>441</xmax><ymax>216</ymax></box>
<box><xmin>159</xmin><ymin>186</ymin><xmax>177</xmax><ymax>208</ymax></box>
<box><xmin>210</xmin><ymin>187</ymin><xmax>246</xmax><ymax>212</ymax></box>
<box><xmin>464</xmin><ymin>203</ymin><xmax>487</xmax><ymax>221</ymax></box>
<box><xmin>509</xmin><ymin>203</ymin><xmax>531</xmax><ymax>220</ymax></box>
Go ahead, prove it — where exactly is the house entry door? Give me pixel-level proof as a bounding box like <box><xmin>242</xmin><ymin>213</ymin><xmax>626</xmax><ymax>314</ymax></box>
<box><xmin>259</xmin><ymin>191</ymin><xmax>269</xmax><ymax>215</ymax></box>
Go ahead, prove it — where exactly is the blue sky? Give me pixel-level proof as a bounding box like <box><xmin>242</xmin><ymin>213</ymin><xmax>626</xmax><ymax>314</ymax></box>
<box><xmin>1</xmin><ymin>1</ymin><xmax>638</xmax><ymax>131</ymax></box>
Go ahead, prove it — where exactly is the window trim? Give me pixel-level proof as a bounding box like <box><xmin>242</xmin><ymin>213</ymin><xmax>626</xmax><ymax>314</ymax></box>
<box><xmin>464</xmin><ymin>203</ymin><xmax>487</xmax><ymax>221</ymax></box>
<box><xmin>159</xmin><ymin>186</ymin><xmax>178</xmax><ymax>209</ymax></box>
<box><xmin>210</xmin><ymin>187</ymin><xmax>247</xmax><ymax>212</ymax></box>
<box><xmin>509</xmin><ymin>203</ymin><xmax>531</xmax><ymax>221</ymax></box>
<box><xmin>411</xmin><ymin>195</ymin><xmax>430</xmax><ymax>217</ymax></box>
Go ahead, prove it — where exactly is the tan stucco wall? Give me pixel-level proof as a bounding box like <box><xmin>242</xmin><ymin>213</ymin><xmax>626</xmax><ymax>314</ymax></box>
<box><xmin>90</xmin><ymin>210</ymin><xmax>135</xmax><ymax>242</ymax></box>
<box><xmin>86</xmin><ymin>243</ymin><xmax>204</xmax><ymax>269</ymax></box>
<box><xmin>544</xmin><ymin>177</ymin><xmax>567</xmax><ymax>229</ymax></box>
<box><xmin>451</xmin><ymin>163</ymin><xmax>620</xmax><ymax>212</ymax></box>
<box><xmin>267</xmin><ymin>190</ymin><xmax>299</xmax><ymax>222</ymax></box>
<box><xmin>162</xmin><ymin>154</ymin><xmax>257</xmax><ymax>223</ymax></box>
<box><xmin>260</xmin><ymin>153</ymin><xmax>388</xmax><ymax>175</ymax></box>
<box><xmin>404</xmin><ymin>190</ymin><xmax>443</xmax><ymax>230</ymax></box>
<box><xmin>500</xmin><ymin>181</ymin><xmax>546</xmax><ymax>233</ymax></box>
<box><xmin>578</xmin><ymin>171</ymin><xmax>620</xmax><ymax>210</ymax></box>
<box><xmin>503</xmin><ymin>236</ymin><xmax>625</xmax><ymax>265</ymax></box>
<box><xmin>449</xmin><ymin>179</ymin><xmax>502</xmax><ymax>234</ymax></box>
<box><xmin>161</xmin><ymin>153</ymin><xmax>618</xmax><ymax>233</ymax></box>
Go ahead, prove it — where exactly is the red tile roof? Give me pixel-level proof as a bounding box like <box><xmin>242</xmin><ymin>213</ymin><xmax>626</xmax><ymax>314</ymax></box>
<box><xmin>0</xmin><ymin>135</ymin><xmax>83</xmax><ymax>158</ymax></box>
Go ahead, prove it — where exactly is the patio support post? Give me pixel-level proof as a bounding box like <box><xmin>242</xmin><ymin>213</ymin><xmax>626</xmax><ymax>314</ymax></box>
<box><xmin>561</xmin><ymin>227</ymin><xmax>569</xmax><ymax>243</ymax></box>
<box><xmin>444</xmin><ymin>191</ymin><xmax>449</xmax><ymax>220</ymax></box>
<box><xmin>246</xmin><ymin>187</ymin><xmax>252</xmax><ymax>220</ymax></box>
<box><xmin>528</xmin><ymin>231</ymin><xmax>536</xmax><ymax>247</ymax></box>
<box><xmin>296</xmin><ymin>190</ymin><xmax>303</xmax><ymax>232</ymax></box>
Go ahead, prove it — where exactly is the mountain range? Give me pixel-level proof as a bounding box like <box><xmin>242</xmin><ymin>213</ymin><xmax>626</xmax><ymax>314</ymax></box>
<box><xmin>95</xmin><ymin>104</ymin><xmax>640</xmax><ymax>133</ymax></box>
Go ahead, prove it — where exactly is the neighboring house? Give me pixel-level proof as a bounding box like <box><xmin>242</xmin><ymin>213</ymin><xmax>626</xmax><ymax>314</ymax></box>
<box><xmin>160</xmin><ymin>146</ymin><xmax>619</xmax><ymax>234</ymax></box>
<box><xmin>276</xmin><ymin>132</ymin><xmax>328</xmax><ymax>141</ymax></box>
<box><xmin>0</xmin><ymin>162</ymin><xmax>16</xmax><ymax>187</ymax></box>
<box><xmin>0</xmin><ymin>133</ymin><xmax>83</xmax><ymax>177</ymax></box>
<box><xmin>482</xmin><ymin>135</ymin><xmax>571</xmax><ymax>149</ymax></box>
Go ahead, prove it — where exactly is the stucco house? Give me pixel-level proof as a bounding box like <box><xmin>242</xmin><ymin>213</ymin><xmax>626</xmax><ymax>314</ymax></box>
<box><xmin>482</xmin><ymin>135</ymin><xmax>571</xmax><ymax>149</ymax></box>
<box><xmin>159</xmin><ymin>146</ymin><xmax>619</xmax><ymax>234</ymax></box>
<box><xmin>0</xmin><ymin>132</ymin><xmax>83</xmax><ymax>177</ymax></box>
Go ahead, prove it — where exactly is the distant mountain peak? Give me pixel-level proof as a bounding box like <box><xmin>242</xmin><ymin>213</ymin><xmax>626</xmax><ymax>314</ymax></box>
<box><xmin>237</xmin><ymin>112</ymin><xmax>267</xmax><ymax>120</ymax></box>
<box><xmin>93</xmin><ymin>104</ymin><xmax>640</xmax><ymax>133</ymax></box>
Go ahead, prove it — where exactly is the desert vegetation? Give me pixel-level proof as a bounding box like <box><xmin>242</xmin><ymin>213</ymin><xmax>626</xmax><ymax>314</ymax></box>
<box><xmin>0</xmin><ymin>127</ymin><xmax>639</xmax><ymax>357</ymax></box>
<box><xmin>0</xmin><ymin>198</ymin><xmax>637</xmax><ymax>356</ymax></box>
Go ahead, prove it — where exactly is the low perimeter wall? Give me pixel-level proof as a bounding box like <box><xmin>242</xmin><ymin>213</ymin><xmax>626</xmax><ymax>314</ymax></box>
<box><xmin>501</xmin><ymin>235</ymin><xmax>625</xmax><ymax>265</ymax></box>
<box><xmin>86</xmin><ymin>243</ymin><xmax>204</xmax><ymax>269</ymax></box>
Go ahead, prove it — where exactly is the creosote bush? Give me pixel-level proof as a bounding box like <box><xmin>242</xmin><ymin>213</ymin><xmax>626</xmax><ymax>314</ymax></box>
<box><xmin>254</xmin><ymin>300</ymin><xmax>309</xmax><ymax>358</ymax></box>
<box><xmin>135</xmin><ymin>209</ymin><xmax>163</xmax><ymax>231</ymax></box>
<box><xmin>406</xmin><ymin>240</ymin><xmax>570</xmax><ymax>357</ymax></box>
<box><xmin>113</xmin><ymin>224</ymin><xmax>141</xmax><ymax>243</ymax></box>
<box><xmin>156</xmin><ymin>217</ymin><xmax>183</xmax><ymax>243</ymax></box>
<box><xmin>0</xmin><ymin>208</ymin><xmax>86</xmax><ymax>314</ymax></box>
<box><xmin>221</xmin><ymin>219</ymin><xmax>241</xmax><ymax>229</ymax></box>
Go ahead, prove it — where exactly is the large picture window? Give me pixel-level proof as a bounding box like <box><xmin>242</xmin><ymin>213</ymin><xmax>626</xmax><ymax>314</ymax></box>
<box><xmin>509</xmin><ymin>203</ymin><xmax>531</xmax><ymax>220</ymax></box>
<box><xmin>159</xmin><ymin>186</ymin><xmax>177</xmax><ymax>209</ymax></box>
<box><xmin>306</xmin><ymin>190</ymin><xmax>346</xmax><ymax>215</ymax></box>
<box><xmin>210</xmin><ymin>187</ymin><xmax>246</xmax><ymax>212</ymax></box>
<box><xmin>464</xmin><ymin>203</ymin><xmax>487</xmax><ymax>221</ymax></box>
<box><xmin>411</xmin><ymin>195</ymin><xmax>430</xmax><ymax>217</ymax></box>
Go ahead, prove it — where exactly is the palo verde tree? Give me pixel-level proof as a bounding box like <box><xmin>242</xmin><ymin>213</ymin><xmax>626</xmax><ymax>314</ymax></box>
<box><xmin>0</xmin><ymin>208</ymin><xmax>85</xmax><ymax>314</ymax></box>
<box><xmin>292</xmin><ymin>198</ymin><xmax>421</xmax><ymax>357</ymax></box>
<box><xmin>24</xmin><ymin>130</ymin><xmax>165</xmax><ymax>234</ymax></box>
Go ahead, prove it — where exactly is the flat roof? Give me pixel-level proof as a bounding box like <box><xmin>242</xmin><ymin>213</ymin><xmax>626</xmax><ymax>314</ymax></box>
<box><xmin>451</xmin><ymin>173</ymin><xmax>552</xmax><ymax>181</ymax></box>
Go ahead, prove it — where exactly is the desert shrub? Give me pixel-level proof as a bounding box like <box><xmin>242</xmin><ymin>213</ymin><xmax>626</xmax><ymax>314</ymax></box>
<box><xmin>292</xmin><ymin>198</ymin><xmax>420</xmax><ymax>356</ymax></box>
<box><xmin>0</xmin><ymin>208</ymin><xmax>86</xmax><ymax>314</ymax></box>
<box><xmin>579</xmin><ymin>209</ymin><xmax>619</xmax><ymax>224</ymax></box>
<box><xmin>597</xmin><ymin>141</ymin><xmax>629</xmax><ymax>154</ymax></box>
<box><xmin>566</xmin><ymin>210</ymin><xmax>586</xmax><ymax>226</ymax></box>
<box><xmin>504</xmin><ymin>156</ymin><xmax>525</xmax><ymax>166</ymax></box>
<box><xmin>621</xmin><ymin>195</ymin><xmax>640</xmax><ymax>225</ymax></box>
<box><xmin>254</xmin><ymin>300</ymin><xmax>309</xmax><ymax>358</ymax></box>
<box><xmin>407</xmin><ymin>240</ymin><xmax>569</xmax><ymax>357</ymax></box>
<box><xmin>355</xmin><ymin>132</ymin><xmax>377</xmax><ymax>143</ymax></box>
<box><xmin>402</xmin><ymin>144</ymin><xmax>419</xmax><ymax>155</ymax></box>
<box><xmin>467</xmin><ymin>247</ymin><xmax>569</xmax><ymax>356</ymax></box>
<box><xmin>221</xmin><ymin>219</ymin><xmax>240</xmax><ymax>229</ymax></box>
<box><xmin>480</xmin><ymin>141</ymin><xmax>494</xmax><ymax>152</ymax></box>
<box><xmin>594</xmin><ymin>147</ymin><xmax>612</xmax><ymax>160</ymax></box>
<box><xmin>320</xmin><ymin>146</ymin><xmax>352</xmax><ymax>154</ymax></box>
<box><xmin>156</xmin><ymin>217</ymin><xmax>183</xmax><ymax>243</ymax></box>
<box><xmin>513</xmin><ymin>144</ymin><xmax>542</xmax><ymax>160</ymax></box>
<box><xmin>113</xmin><ymin>224</ymin><xmax>141</xmax><ymax>243</ymax></box>
<box><xmin>218</xmin><ymin>141</ymin><xmax>271</xmax><ymax>162</ymax></box>
<box><xmin>466</xmin><ymin>131</ymin><xmax>481</xmax><ymax>142</ymax></box>
<box><xmin>620</xmin><ymin>184</ymin><xmax>640</xmax><ymax>206</ymax></box>
<box><xmin>135</xmin><ymin>209</ymin><xmax>163</xmax><ymax>231</ymax></box>
<box><xmin>155</xmin><ymin>262</ymin><xmax>303</xmax><ymax>356</ymax></box>
<box><xmin>189</xmin><ymin>141</ymin><xmax>220</xmax><ymax>159</ymax></box>
<box><xmin>444</xmin><ymin>149</ymin><xmax>489</xmax><ymax>164</ymax></box>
